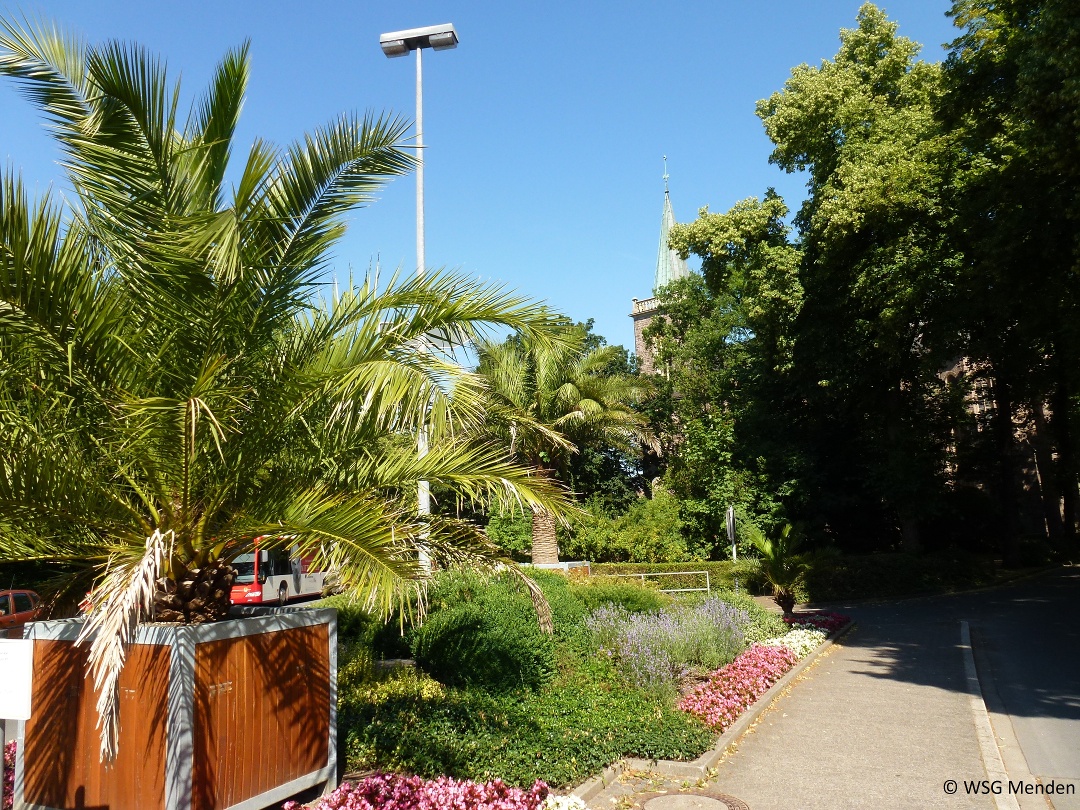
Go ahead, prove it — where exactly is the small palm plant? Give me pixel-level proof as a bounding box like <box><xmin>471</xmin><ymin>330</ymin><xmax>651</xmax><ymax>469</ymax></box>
<box><xmin>0</xmin><ymin>16</ymin><xmax>570</xmax><ymax>759</ymax></box>
<box><xmin>743</xmin><ymin>522</ymin><xmax>807</xmax><ymax>615</ymax></box>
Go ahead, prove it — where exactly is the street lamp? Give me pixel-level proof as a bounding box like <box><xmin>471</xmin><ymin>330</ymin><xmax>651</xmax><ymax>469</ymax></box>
<box><xmin>379</xmin><ymin>23</ymin><xmax>459</xmax><ymax>547</ymax></box>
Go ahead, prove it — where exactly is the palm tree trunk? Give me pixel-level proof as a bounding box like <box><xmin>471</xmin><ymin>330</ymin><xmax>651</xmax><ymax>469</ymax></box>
<box><xmin>153</xmin><ymin>559</ymin><xmax>236</xmax><ymax>624</ymax></box>
<box><xmin>531</xmin><ymin>508</ymin><xmax>559</xmax><ymax>565</ymax></box>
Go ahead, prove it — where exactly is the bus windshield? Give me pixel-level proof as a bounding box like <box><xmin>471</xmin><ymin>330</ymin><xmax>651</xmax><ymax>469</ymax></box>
<box><xmin>232</xmin><ymin>553</ymin><xmax>256</xmax><ymax>584</ymax></box>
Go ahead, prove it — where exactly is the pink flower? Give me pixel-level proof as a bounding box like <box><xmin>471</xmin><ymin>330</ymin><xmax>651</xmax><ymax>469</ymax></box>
<box><xmin>283</xmin><ymin>773</ymin><xmax>550</xmax><ymax>810</ymax></box>
<box><xmin>782</xmin><ymin>612</ymin><xmax>850</xmax><ymax>634</ymax></box>
<box><xmin>677</xmin><ymin>644</ymin><xmax>800</xmax><ymax>731</ymax></box>
<box><xmin>3</xmin><ymin>741</ymin><xmax>16</xmax><ymax>810</ymax></box>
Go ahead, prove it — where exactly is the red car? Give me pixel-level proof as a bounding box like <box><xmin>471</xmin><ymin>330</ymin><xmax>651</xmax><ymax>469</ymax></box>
<box><xmin>0</xmin><ymin>589</ymin><xmax>43</xmax><ymax>636</ymax></box>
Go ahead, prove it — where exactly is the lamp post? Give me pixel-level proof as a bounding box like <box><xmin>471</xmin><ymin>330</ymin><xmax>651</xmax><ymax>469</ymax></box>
<box><xmin>379</xmin><ymin>23</ymin><xmax>459</xmax><ymax>549</ymax></box>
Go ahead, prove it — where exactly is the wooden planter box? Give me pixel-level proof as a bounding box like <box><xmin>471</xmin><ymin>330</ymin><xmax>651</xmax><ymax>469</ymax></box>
<box><xmin>12</xmin><ymin>607</ymin><xmax>337</xmax><ymax>810</ymax></box>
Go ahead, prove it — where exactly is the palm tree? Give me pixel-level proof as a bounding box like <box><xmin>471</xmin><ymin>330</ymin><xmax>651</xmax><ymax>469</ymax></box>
<box><xmin>476</xmin><ymin>326</ymin><xmax>657</xmax><ymax>564</ymax></box>
<box><xmin>0</xmin><ymin>17</ymin><xmax>570</xmax><ymax>759</ymax></box>
<box><xmin>743</xmin><ymin>523</ymin><xmax>806</xmax><ymax>615</ymax></box>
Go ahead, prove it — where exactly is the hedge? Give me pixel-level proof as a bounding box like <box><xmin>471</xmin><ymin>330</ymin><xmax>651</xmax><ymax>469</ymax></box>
<box><xmin>591</xmin><ymin>560</ymin><xmax>766</xmax><ymax>595</ymax></box>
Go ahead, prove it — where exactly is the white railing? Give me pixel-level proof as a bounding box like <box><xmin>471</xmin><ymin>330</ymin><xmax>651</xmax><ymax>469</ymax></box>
<box><xmin>631</xmin><ymin>297</ymin><xmax>658</xmax><ymax>315</ymax></box>
<box><xmin>607</xmin><ymin>570</ymin><xmax>711</xmax><ymax>594</ymax></box>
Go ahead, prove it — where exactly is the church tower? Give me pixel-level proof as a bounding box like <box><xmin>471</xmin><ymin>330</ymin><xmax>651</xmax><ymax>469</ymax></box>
<box><xmin>631</xmin><ymin>160</ymin><xmax>690</xmax><ymax>374</ymax></box>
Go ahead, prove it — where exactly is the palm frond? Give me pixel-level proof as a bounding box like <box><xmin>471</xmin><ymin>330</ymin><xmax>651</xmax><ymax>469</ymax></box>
<box><xmin>77</xmin><ymin>528</ymin><xmax>169</xmax><ymax>762</ymax></box>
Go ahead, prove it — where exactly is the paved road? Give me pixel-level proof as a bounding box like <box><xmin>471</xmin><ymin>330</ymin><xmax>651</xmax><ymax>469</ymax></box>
<box><xmin>711</xmin><ymin>567</ymin><xmax>1080</xmax><ymax>810</ymax></box>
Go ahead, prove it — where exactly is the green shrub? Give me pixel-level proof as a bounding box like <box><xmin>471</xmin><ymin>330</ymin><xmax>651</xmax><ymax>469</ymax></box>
<box><xmin>409</xmin><ymin>570</ymin><xmax>556</xmax><ymax>691</ymax></box>
<box><xmin>340</xmin><ymin>661</ymin><xmax>714</xmax><ymax>788</ymax></box>
<box><xmin>592</xmin><ymin>559</ymin><xmax>766</xmax><ymax>594</ymax></box>
<box><xmin>560</xmin><ymin>491</ymin><xmax>690</xmax><ymax>563</ymax></box>
<box><xmin>520</xmin><ymin>568</ymin><xmax>588</xmax><ymax>639</ymax></box>
<box><xmin>486</xmin><ymin>506</ymin><xmax>533</xmax><ymax>561</ymax></box>
<box><xmin>570</xmin><ymin>576</ymin><xmax>670</xmax><ymax>613</ymax></box>
<box><xmin>313</xmin><ymin>594</ymin><xmax>410</xmax><ymax>662</ymax></box>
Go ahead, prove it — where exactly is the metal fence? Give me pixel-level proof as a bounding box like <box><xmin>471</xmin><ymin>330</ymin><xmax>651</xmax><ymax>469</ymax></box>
<box><xmin>607</xmin><ymin>570</ymin><xmax>711</xmax><ymax>595</ymax></box>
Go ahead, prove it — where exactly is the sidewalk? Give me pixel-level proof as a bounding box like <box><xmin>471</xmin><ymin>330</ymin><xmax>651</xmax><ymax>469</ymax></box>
<box><xmin>585</xmin><ymin>609</ymin><xmax>998</xmax><ymax>809</ymax></box>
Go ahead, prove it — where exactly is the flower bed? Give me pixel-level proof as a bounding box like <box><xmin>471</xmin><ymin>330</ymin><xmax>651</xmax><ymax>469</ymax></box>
<box><xmin>678</xmin><ymin>611</ymin><xmax>850</xmax><ymax>731</ymax></box>
<box><xmin>282</xmin><ymin>773</ymin><xmax>586</xmax><ymax>810</ymax></box>
<box><xmin>763</xmin><ymin>627</ymin><xmax>827</xmax><ymax>658</ymax></box>
<box><xmin>584</xmin><ymin>598</ymin><xmax>748</xmax><ymax>697</ymax></box>
<box><xmin>677</xmin><ymin>644</ymin><xmax>800</xmax><ymax>731</ymax></box>
<box><xmin>3</xmin><ymin>741</ymin><xmax>14</xmax><ymax>810</ymax></box>
<box><xmin>783</xmin><ymin>611</ymin><xmax>850</xmax><ymax>634</ymax></box>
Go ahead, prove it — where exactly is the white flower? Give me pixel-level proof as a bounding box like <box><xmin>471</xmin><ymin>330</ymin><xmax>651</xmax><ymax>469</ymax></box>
<box><xmin>762</xmin><ymin>627</ymin><xmax>826</xmax><ymax>658</ymax></box>
<box><xmin>543</xmin><ymin>795</ymin><xmax>589</xmax><ymax>810</ymax></box>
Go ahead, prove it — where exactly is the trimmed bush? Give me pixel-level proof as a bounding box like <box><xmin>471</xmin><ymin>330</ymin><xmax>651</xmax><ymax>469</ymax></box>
<box><xmin>800</xmin><ymin>549</ymin><xmax>999</xmax><ymax>601</ymax></box>
<box><xmin>410</xmin><ymin>570</ymin><xmax>556</xmax><ymax>692</ymax></box>
<box><xmin>592</xmin><ymin>559</ymin><xmax>766</xmax><ymax>594</ymax></box>
<box><xmin>569</xmin><ymin>576</ymin><xmax>670</xmax><ymax>613</ymax></box>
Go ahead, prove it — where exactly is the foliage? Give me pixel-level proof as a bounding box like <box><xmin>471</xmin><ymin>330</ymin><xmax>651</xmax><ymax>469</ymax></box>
<box><xmin>583</xmin><ymin>599</ymin><xmax>748</xmax><ymax>700</ymax></box>
<box><xmin>799</xmin><ymin>549</ymin><xmax>999</xmax><ymax>601</ymax></box>
<box><xmin>518</xmin><ymin>569</ymin><xmax>590</xmax><ymax>645</ymax></box>
<box><xmin>335</xmin><ymin>570</ymin><xmax>714</xmax><ymax>788</ymax></box>
<box><xmin>648</xmin><ymin>193</ymin><xmax>801</xmax><ymax>556</ymax></box>
<box><xmin>560</xmin><ymin>490</ymin><xmax>688</xmax><ymax>563</ymax></box>
<box><xmin>408</xmin><ymin>570</ymin><xmax>557</xmax><ymax>692</ymax></box>
<box><xmin>677</xmin><ymin>644</ymin><xmax>800</xmax><ymax>732</ymax></box>
<box><xmin>0</xmin><ymin>17</ymin><xmax>576</xmax><ymax>759</ymax></box>
<box><xmin>486</xmin><ymin>505</ymin><xmax>533</xmax><ymax>561</ymax></box>
<box><xmin>339</xmin><ymin>661</ymin><xmax>714</xmax><ymax>789</ymax></box>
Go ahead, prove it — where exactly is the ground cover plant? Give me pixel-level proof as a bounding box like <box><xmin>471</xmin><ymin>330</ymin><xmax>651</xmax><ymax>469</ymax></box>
<box><xmin>333</xmin><ymin>571</ymin><xmax>824</xmax><ymax>789</ymax></box>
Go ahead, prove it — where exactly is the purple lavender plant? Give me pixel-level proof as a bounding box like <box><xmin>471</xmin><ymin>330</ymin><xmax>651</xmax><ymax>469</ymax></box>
<box><xmin>585</xmin><ymin>598</ymin><xmax>750</xmax><ymax>697</ymax></box>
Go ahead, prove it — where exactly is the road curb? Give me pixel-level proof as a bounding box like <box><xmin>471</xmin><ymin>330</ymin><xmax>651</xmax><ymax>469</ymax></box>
<box><xmin>571</xmin><ymin>621</ymin><xmax>855</xmax><ymax>803</ymax></box>
<box><xmin>960</xmin><ymin>620</ymin><xmax>1022</xmax><ymax>810</ymax></box>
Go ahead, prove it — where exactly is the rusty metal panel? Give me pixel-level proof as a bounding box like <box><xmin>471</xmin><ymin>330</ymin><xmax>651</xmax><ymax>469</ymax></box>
<box><xmin>191</xmin><ymin>624</ymin><xmax>330</xmax><ymax>810</ymax></box>
<box><xmin>22</xmin><ymin>639</ymin><xmax>169</xmax><ymax>810</ymax></box>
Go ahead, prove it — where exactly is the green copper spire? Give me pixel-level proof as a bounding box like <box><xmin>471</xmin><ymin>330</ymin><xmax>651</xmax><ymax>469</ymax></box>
<box><xmin>655</xmin><ymin>157</ymin><xmax>690</xmax><ymax>292</ymax></box>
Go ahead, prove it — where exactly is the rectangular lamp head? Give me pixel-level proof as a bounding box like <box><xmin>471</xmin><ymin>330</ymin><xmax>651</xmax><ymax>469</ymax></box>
<box><xmin>379</xmin><ymin>23</ymin><xmax>458</xmax><ymax>56</ymax></box>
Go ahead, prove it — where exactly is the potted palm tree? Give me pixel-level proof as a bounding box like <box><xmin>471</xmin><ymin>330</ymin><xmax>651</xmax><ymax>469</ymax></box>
<box><xmin>0</xmin><ymin>17</ymin><xmax>569</xmax><ymax>810</ymax></box>
<box><xmin>743</xmin><ymin>523</ymin><xmax>807</xmax><ymax>615</ymax></box>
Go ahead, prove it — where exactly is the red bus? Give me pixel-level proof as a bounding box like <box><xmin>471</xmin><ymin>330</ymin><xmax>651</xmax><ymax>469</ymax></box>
<box><xmin>230</xmin><ymin>539</ymin><xmax>327</xmax><ymax>605</ymax></box>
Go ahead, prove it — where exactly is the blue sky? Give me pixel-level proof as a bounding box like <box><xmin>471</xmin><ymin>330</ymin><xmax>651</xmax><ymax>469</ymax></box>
<box><xmin>1</xmin><ymin>1</ymin><xmax>959</xmax><ymax>353</ymax></box>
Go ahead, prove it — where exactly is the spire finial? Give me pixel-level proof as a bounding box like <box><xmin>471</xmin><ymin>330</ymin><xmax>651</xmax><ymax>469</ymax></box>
<box><xmin>662</xmin><ymin>155</ymin><xmax>669</xmax><ymax>194</ymax></box>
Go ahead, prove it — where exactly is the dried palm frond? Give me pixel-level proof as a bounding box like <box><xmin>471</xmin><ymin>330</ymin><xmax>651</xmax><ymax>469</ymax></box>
<box><xmin>76</xmin><ymin>529</ymin><xmax>169</xmax><ymax>762</ymax></box>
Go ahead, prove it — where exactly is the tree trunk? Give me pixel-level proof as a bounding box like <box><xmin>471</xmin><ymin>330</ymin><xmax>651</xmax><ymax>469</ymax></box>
<box><xmin>1031</xmin><ymin>401</ymin><xmax>1065</xmax><ymax>542</ymax></box>
<box><xmin>153</xmin><ymin>559</ymin><xmax>236</xmax><ymax>624</ymax></box>
<box><xmin>531</xmin><ymin>508</ymin><xmax>559</xmax><ymax>565</ymax></box>
<box><xmin>900</xmin><ymin>515</ymin><xmax>921</xmax><ymax>554</ymax></box>
<box><xmin>991</xmin><ymin>374</ymin><xmax>1021</xmax><ymax>566</ymax></box>
<box><xmin>1050</xmin><ymin>379</ymin><xmax>1079</xmax><ymax>543</ymax></box>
